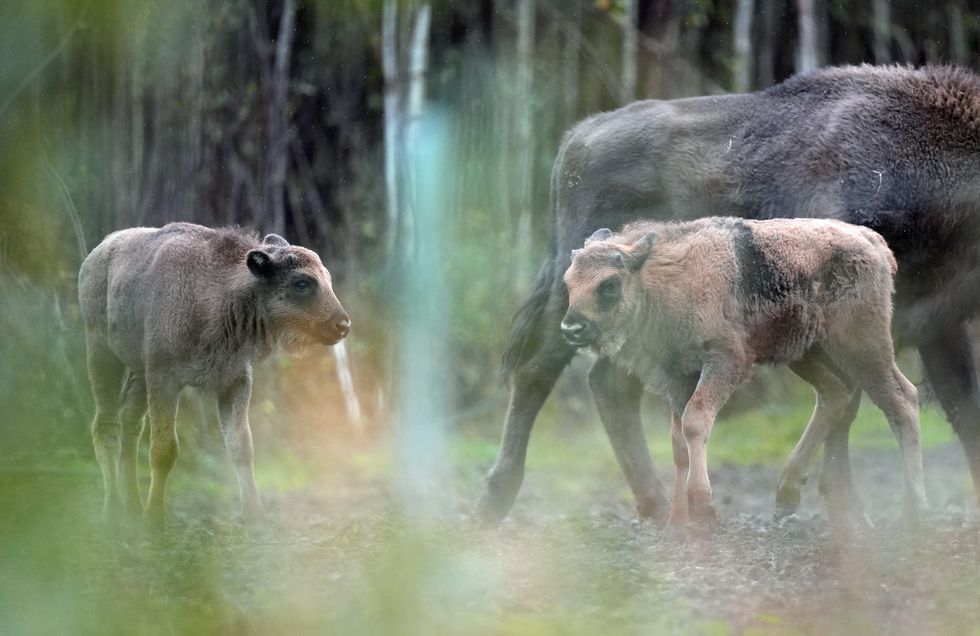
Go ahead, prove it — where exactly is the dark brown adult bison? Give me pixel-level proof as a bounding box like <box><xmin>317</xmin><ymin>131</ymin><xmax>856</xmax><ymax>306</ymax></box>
<box><xmin>79</xmin><ymin>223</ymin><xmax>350</xmax><ymax>531</ymax></box>
<box><xmin>476</xmin><ymin>64</ymin><xmax>980</xmax><ymax>525</ymax></box>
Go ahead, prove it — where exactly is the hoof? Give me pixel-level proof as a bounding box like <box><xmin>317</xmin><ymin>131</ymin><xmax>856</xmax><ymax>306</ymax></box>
<box><xmin>689</xmin><ymin>500</ymin><xmax>717</xmax><ymax>523</ymax></box>
<box><xmin>635</xmin><ymin>493</ymin><xmax>671</xmax><ymax>524</ymax></box>
<box><xmin>472</xmin><ymin>493</ymin><xmax>511</xmax><ymax>528</ymax></box>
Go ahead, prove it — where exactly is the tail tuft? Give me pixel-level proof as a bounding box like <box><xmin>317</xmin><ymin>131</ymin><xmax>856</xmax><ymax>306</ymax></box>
<box><xmin>500</xmin><ymin>243</ymin><xmax>559</xmax><ymax>384</ymax></box>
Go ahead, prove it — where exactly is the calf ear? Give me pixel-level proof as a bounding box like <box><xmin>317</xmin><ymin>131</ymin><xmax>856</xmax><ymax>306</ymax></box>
<box><xmin>246</xmin><ymin>249</ymin><xmax>275</xmax><ymax>278</ymax></box>
<box><xmin>263</xmin><ymin>233</ymin><xmax>289</xmax><ymax>247</ymax></box>
<box><xmin>625</xmin><ymin>230</ymin><xmax>657</xmax><ymax>271</ymax></box>
<box><xmin>585</xmin><ymin>228</ymin><xmax>613</xmax><ymax>245</ymax></box>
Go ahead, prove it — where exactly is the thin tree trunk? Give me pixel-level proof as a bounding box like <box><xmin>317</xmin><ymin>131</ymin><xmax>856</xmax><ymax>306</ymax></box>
<box><xmin>756</xmin><ymin>0</ymin><xmax>775</xmax><ymax>87</ymax></box>
<box><xmin>621</xmin><ymin>0</ymin><xmax>637</xmax><ymax>103</ymax></box>
<box><xmin>733</xmin><ymin>0</ymin><xmax>754</xmax><ymax>92</ymax></box>
<box><xmin>949</xmin><ymin>2</ymin><xmax>967</xmax><ymax>66</ymax></box>
<box><xmin>562</xmin><ymin>0</ymin><xmax>581</xmax><ymax>125</ymax></box>
<box><xmin>265</xmin><ymin>0</ymin><xmax>296</xmax><ymax>236</ymax></box>
<box><xmin>403</xmin><ymin>3</ymin><xmax>431</xmax><ymax>259</ymax></box>
<box><xmin>872</xmin><ymin>0</ymin><xmax>891</xmax><ymax>64</ymax></box>
<box><xmin>513</xmin><ymin>0</ymin><xmax>536</xmax><ymax>288</ymax></box>
<box><xmin>382</xmin><ymin>0</ymin><xmax>400</xmax><ymax>259</ymax></box>
<box><xmin>796</xmin><ymin>0</ymin><xmax>820</xmax><ymax>73</ymax></box>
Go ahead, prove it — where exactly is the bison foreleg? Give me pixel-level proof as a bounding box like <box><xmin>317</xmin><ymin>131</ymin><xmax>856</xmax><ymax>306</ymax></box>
<box><xmin>588</xmin><ymin>357</ymin><xmax>669</xmax><ymax>521</ymax></box>
<box><xmin>219</xmin><ymin>368</ymin><xmax>262</xmax><ymax>524</ymax></box>
<box><xmin>920</xmin><ymin>324</ymin><xmax>980</xmax><ymax>508</ymax></box>
<box><xmin>681</xmin><ymin>360</ymin><xmax>747</xmax><ymax>523</ymax></box>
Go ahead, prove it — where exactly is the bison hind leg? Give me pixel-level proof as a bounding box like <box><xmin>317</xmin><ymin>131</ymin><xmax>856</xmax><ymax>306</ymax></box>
<box><xmin>85</xmin><ymin>336</ymin><xmax>127</xmax><ymax>526</ymax></box>
<box><xmin>117</xmin><ymin>372</ymin><xmax>147</xmax><ymax>521</ymax></box>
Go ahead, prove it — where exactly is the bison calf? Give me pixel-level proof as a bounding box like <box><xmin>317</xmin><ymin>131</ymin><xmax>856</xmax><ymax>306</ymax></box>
<box><xmin>78</xmin><ymin>222</ymin><xmax>350</xmax><ymax>531</ymax></box>
<box><xmin>562</xmin><ymin>217</ymin><xmax>927</xmax><ymax>525</ymax></box>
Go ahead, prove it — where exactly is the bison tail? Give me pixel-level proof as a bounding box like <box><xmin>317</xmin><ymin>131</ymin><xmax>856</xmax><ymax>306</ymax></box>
<box><xmin>861</xmin><ymin>227</ymin><xmax>898</xmax><ymax>276</ymax></box>
<box><xmin>500</xmin><ymin>241</ymin><xmax>559</xmax><ymax>384</ymax></box>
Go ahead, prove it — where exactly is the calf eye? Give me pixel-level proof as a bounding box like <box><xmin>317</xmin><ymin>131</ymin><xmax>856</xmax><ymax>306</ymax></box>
<box><xmin>293</xmin><ymin>279</ymin><xmax>313</xmax><ymax>294</ymax></box>
<box><xmin>599</xmin><ymin>277</ymin><xmax>621</xmax><ymax>297</ymax></box>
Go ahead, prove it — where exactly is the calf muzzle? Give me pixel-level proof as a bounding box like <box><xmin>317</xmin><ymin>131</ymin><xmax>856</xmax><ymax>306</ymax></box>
<box><xmin>319</xmin><ymin>312</ymin><xmax>351</xmax><ymax>344</ymax></box>
<box><xmin>560</xmin><ymin>312</ymin><xmax>597</xmax><ymax>347</ymax></box>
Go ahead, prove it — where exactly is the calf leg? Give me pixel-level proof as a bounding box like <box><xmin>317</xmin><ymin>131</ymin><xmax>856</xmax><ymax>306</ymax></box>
<box><xmin>682</xmin><ymin>362</ymin><xmax>745</xmax><ymax>522</ymax></box>
<box><xmin>218</xmin><ymin>369</ymin><xmax>262</xmax><ymax>523</ymax></box>
<box><xmin>475</xmin><ymin>294</ymin><xmax>575</xmax><ymax>524</ymax></box>
<box><xmin>818</xmin><ymin>388</ymin><xmax>871</xmax><ymax>526</ymax></box>
<box><xmin>666</xmin><ymin>411</ymin><xmax>689</xmax><ymax>526</ymax></box>
<box><xmin>588</xmin><ymin>358</ymin><xmax>669</xmax><ymax>520</ymax></box>
<box><xmin>86</xmin><ymin>337</ymin><xmax>126</xmax><ymax>524</ymax></box>
<box><xmin>117</xmin><ymin>372</ymin><xmax>147</xmax><ymax>519</ymax></box>
<box><xmin>919</xmin><ymin>324</ymin><xmax>980</xmax><ymax>505</ymax></box>
<box><xmin>842</xmin><ymin>348</ymin><xmax>928</xmax><ymax>521</ymax></box>
<box><xmin>777</xmin><ymin>353</ymin><xmax>851</xmax><ymax>517</ymax></box>
<box><xmin>143</xmin><ymin>376</ymin><xmax>180</xmax><ymax>533</ymax></box>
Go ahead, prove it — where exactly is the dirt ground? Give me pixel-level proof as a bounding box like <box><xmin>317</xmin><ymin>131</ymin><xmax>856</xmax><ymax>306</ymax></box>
<box><xmin>4</xmin><ymin>438</ymin><xmax>980</xmax><ymax>635</ymax></box>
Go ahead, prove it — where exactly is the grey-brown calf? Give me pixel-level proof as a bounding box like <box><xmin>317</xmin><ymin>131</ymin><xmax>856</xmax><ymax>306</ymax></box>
<box><xmin>78</xmin><ymin>222</ymin><xmax>350</xmax><ymax>530</ymax></box>
<box><xmin>562</xmin><ymin>217</ymin><xmax>927</xmax><ymax>526</ymax></box>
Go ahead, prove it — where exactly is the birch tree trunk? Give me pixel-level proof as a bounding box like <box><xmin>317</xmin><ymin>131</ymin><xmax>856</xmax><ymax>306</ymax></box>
<box><xmin>796</xmin><ymin>0</ymin><xmax>820</xmax><ymax>73</ymax></box>
<box><xmin>513</xmin><ymin>0</ymin><xmax>536</xmax><ymax>288</ymax></box>
<box><xmin>949</xmin><ymin>2</ymin><xmax>967</xmax><ymax>66</ymax></box>
<box><xmin>621</xmin><ymin>0</ymin><xmax>637</xmax><ymax>103</ymax></box>
<box><xmin>562</xmin><ymin>0</ymin><xmax>581</xmax><ymax>126</ymax></box>
<box><xmin>756</xmin><ymin>0</ymin><xmax>775</xmax><ymax>87</ymax></box>
<box><xmin>403</xmin><ymin>3</ymin><xmax>431</xmax><ymax>259</ymax></box>
<box><xmin>381</xmin><ymin>0</ymin><xmax>400</xmax><ymax>257</ymax></box>
<box><xmin>872</xmin><ymin>0</ymin><xmax>891</xmax><ymax>63</ymax></box>
<box><xmin>733</xmin><ymin>0</ymin><xmax>754</xmax><ymax>92</ymax></box>
<box><xmin>264</xmin><ymin>0</ymin><xmax>296</xmax><ymax>236</ymax></box>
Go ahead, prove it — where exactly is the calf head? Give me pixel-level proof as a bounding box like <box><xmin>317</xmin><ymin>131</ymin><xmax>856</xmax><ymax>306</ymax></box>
<box><xmin>246</xmin><ymin>233</ymin><xmax>350</xmax><ymax>350</ymax></box>
<box><xmin>561</xmin><ymin>227</ymin><xmax>657</xmax><ymax>352</ymax></box>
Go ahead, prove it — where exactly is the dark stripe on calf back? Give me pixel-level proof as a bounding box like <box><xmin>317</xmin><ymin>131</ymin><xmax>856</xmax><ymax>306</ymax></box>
<box><xmin>733</xmin><ymin>221</ymin><xmax>791</xmax><ymax>304</ymax></box>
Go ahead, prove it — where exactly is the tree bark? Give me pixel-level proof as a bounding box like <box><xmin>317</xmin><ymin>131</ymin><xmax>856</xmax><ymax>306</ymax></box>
<box><xmin>733</xmin><ymin>0</ymin><xmax>754</xmax><ymax>92</ymax></box>
<box><xmin>621</xmin><ymin>0</ymin><xmax>637</xmax><ymax>103</ymax></box>
<box><xmin>872</xmin><ymin>0</ymin><xmax>890</xmax><ymax>63</ymax></box>
<box><xmin>796</xmin><ymin>0</ymin><xmax>820</xmax><ymax>73</ymax></box>
<box><xmin>381</xmin><ymin>0</ymin><xmax>401</xmax><ymax>258</ymax></box>
<box><xmin>513</xmin><ymin>0</ymin><xmax>536</xmax><ymax>287</ymax></box>
<box><xmin>264</xmin><ymin>0</ymin><xmax>296</xmax><ymax>236</ymax></box>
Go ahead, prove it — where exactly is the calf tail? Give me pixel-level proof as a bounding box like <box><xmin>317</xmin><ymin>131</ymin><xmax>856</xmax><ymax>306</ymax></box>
<box><xmin>861</xmin><ymin>227</ymin><xmax>898</xmax><ymax>276</ymax></box>
<box><xmin>500</xmin><ymin>239</ymin><xmax>559</xmax><ymax>384</ymax></box>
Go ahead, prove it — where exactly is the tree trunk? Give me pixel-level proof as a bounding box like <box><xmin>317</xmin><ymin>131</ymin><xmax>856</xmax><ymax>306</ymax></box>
<box><xmin>755</xmin><ymin>0</ymin><xmax>776</xmax><ymax>87</ymax></box>
<box><xmin>949</xmin><ymin>2</ymin><xmax>967</xmax><ymax>66</ymax></box>
<box><xmin>871</xmin><ymin>0</ymin><xmax>890</xmax><ymax>63</ymax></box>
<box><xmin>381</xmin><ymin>0</ymin><xmax>400</xmax><ymax>258</ymax></box>
<box><xmin>264</xmin><ymin>0</ymin><xmax>296</xmax><ymax>236</ymax></box>
<box><xmin>562</xmin><ymin>0</ymin><xmax>581</xmax><ymax>125</ymax></box>
<box><xmin>796</xmin><ymin>0</ymin><xmax>820</xmax><ymax>73</ymax></box>
<box><xmin>733</xmin><ymin>0</ymin><xmax>754</xmax><ymax>92</ymax></box>
<box><xmin>621</xmin><ymin>0</ymin><xmax>637</xmax><ymax>103</ymax></box>
<box><xmin>403</xmin><ymin>3</ymin><xmax>431</xmax><ymax>259</ymax></box>
<box><xmin>513</xmin><ymin>0</ymin><xmax>536</xmax><ymax>289</ymax></box>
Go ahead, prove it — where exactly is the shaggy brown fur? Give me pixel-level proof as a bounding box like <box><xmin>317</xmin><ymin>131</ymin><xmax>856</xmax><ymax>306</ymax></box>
<box><xmin>562</xmin><ymin>217</ymin><xmax>926</xmax><ymax>525</ymax></box>
<box><xmin>479</xmin><ymin>64</ymin><xmax>980</xmax><ymax>527</ymax></box>
<box><xmin>78</xmin><ymin>222</ymin><xmax>350</xmax><ymax>531</ymax></box>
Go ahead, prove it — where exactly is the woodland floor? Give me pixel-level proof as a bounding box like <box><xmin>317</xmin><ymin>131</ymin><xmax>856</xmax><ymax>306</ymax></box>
<box><xmin>6</xmin><ymin>426</ymin><xmax>980</xmax><ymax>635</ymax></box>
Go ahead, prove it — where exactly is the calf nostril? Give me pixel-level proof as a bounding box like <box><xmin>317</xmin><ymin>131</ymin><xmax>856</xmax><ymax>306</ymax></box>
<box><xmin>560</xmin><ymin>321</ymin><xmax>584</xmax><ymax>334</ymax></box>
<box><xmin>336</xmin><ymin>317</ymin><xmax>351</xmax><ymax>335</ymax></box>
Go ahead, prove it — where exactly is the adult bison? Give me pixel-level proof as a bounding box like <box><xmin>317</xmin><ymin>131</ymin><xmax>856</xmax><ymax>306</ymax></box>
<box><xmin>476</xmin><ymin>64</ymin><xmax>980</xmax><ymax>525</ymax></box>
<box><xmin>79</xmin><ymin>223</ymin><xmax>351</xmax><ymax>531</ymax></box>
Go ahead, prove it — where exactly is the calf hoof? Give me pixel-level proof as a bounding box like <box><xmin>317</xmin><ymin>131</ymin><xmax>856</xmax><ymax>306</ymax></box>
<box><xmin>142</xmin><ymin>507</ymin><xmax>167</xmax><ymax>538</ymax></box>
<box><xmin>472</xmin><ymin>473</ymin><xmax>522</xmax><ymax>527</ymax></box>
<box><xmin>689</xmin><ymin>500</ymin><xmax>717</xmax><ymax>523</ymax></box>
<box><xmin>635</xmin><ymin>491</ymin><xmax>671</xmax><ymax>524</ymax></box>
<box><xmin>775</xmin><ymin>479</ymin><xmax>803</xmax><ymax>517</ymax></box>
